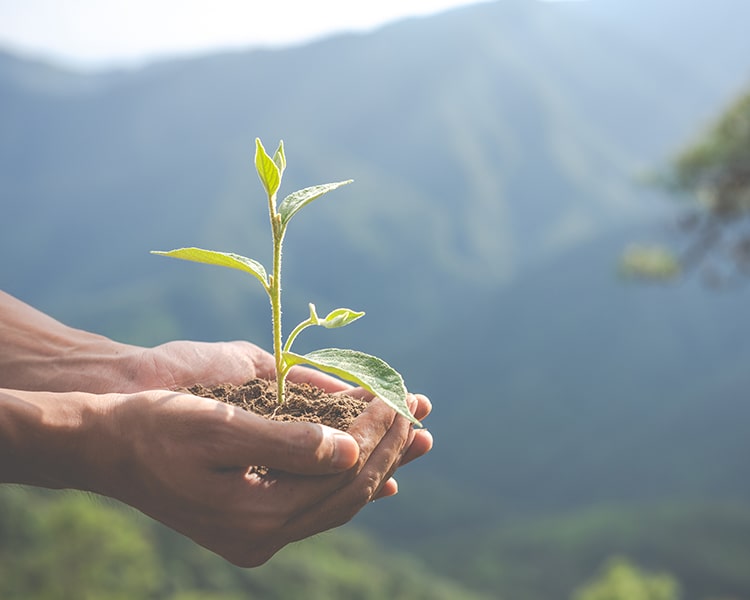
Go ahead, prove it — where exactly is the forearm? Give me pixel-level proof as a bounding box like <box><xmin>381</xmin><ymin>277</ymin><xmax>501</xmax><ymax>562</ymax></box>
<box><xmin>0</xmin><ymin>291</ymin><xmax>141</xmax><ymax>393</ymax></box>
<box><xmin>0</xmin><ymin>387</ymin><xmax>121</xmax><ymax>491</ymax></box>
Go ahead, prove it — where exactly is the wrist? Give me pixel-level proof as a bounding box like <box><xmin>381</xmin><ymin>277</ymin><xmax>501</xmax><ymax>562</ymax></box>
<box><xmin>0</xmin><ymin>291</ymin><xmax>142</xmax><ymax>393</ymax></box>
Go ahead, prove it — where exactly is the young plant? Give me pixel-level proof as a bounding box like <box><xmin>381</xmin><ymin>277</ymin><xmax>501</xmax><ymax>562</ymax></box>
<box><xmin>152</xmin><ymin>138</ymin><xmax>419</xmax><ymax>425</ymax></box>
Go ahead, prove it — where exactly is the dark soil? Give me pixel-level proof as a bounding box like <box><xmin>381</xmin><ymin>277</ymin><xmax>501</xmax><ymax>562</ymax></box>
<box><xmin>184</xmin><ymin>377</ymin><xmax>368</xmax><ymax>432</ymax></box>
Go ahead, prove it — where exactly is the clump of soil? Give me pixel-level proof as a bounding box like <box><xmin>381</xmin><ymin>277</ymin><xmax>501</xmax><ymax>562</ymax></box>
<box><xmin>184</xmin><ymin>377</ymin><xmax>367</xmax><ymax>432</ymax></box>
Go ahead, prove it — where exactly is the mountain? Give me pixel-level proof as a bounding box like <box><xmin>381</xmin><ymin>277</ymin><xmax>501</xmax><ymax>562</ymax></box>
<box><xmin>3</xmin><ymin>0</ymin><xmax>747</xmax><ymax>345</ymax></box>
<box><xmin>2</xmin><ymin>1</ymin><xmax>750</xmax><ymax>597</ymax></box>
<box><xmin>400</xmin><ymin>225</ymin><xmax>750</xmax><ymax>512</ymax></box>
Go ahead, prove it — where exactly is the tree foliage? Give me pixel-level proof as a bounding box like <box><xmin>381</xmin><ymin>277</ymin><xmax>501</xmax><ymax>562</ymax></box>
<box><xmin>0</xmin><ymin>488</ymin><xmax>159</xmax><ymax>600</ymax></box>
<box><xmin>572</xmin><ymin>557</ymin><xmax>681</xmax><ymax>600</ymax></box>
<box><xmin>626</xmin><ymin>87</ymin><xmax>750</xmax><ymax>284</ymax></box>
<box><xmin>671</xmin><ymin>91</ymin><xmax>750</xmax><ymax>216</ymax></box>
<box><xmin>0</xmin><ymin>487</ymin><xmax>489</xmax><ymax>600</ymax></box>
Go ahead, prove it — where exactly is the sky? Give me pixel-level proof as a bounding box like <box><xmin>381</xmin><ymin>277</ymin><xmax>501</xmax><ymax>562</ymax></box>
<box><xmin>0</xmin><ymin>0</ymin><xmax>493</xmax><ymax>70</ymax></box>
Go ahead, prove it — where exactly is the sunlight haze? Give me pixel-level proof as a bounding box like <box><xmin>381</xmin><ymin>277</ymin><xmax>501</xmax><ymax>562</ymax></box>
<box><xmin>0</xmin><ymin>0</ymin><xmax>491</xmax><ymax>69</ymax></box>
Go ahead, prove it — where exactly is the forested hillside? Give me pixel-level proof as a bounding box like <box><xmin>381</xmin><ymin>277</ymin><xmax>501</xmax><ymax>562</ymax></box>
<box><xmin>2</xmin><ymin>0</ymin><xmax>750</xmax><ymax>598</ymax></box>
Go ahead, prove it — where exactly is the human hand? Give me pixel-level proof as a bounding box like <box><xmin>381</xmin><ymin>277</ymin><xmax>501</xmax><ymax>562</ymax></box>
<box><xmin>0</xmin><ymin>290</ymin><xmax>432</xmax><ymax>552</ymax></box>
<box><xmin>94</xmin><ymin>388</ymin><xmax>429</xmax><ymax>566</ymax></box>
<box><xmin>126</xmin><ymin>340</ymin><xmax>433</xmax><ymax>498</ymax></box>
<box><xmin>115</xmin><ymin>338</ymin><xmax>351</xmax><ymax>392</ymax></box>
<box><xmin>0</xmin><ymin>290</ymin><xmax>276</xmax><ymax>394</ymax></box>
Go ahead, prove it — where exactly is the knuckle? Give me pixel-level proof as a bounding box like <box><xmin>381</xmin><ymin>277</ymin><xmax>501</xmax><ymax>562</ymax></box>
<box><xmin>355</xmin><ymin>470</ymin><xmax>381</xmax><ymax>505</ymax></box>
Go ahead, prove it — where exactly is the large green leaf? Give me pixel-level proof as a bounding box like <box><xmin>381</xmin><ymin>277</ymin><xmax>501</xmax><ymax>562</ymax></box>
<box><xmin>151</xmin><ymin>247</ymin><xmax>269</xmax><ymax>289</ymax></box>
<box><xmin>278</xmin><ymin>180</ymin><xmax>353</xmax><ymax>228</ymax></box>
<box><xmin>284</xmin><ymin>348</ymin><xmax>419</xmax><ymax>425</ymax></box>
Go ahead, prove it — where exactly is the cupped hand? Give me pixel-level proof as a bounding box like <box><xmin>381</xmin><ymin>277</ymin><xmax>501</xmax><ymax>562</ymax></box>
<box><xmin>125</xmin><ymin>340</ymin><xmax>276</xmax><ymax>391</ymax></box>
<box><xmin>130</xmin><ymin>340</ymin><xmax>434</xmax><ymax>492</ymax></box>
<box><xmin>101</xmin><ymin>387</ymin><xmax>428</xmax><ymax>566</ymax></box>
<box><xmin>0</xmin><ymin>290</ymin><xmax>433</xmax><ymax>565</ymax></box>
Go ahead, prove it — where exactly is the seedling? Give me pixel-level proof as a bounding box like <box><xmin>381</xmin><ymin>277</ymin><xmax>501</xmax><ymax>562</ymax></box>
<box><xmin>152</xmin><ymin>138</ymin><xmax>419</xmax><ymax>425</ymax></box>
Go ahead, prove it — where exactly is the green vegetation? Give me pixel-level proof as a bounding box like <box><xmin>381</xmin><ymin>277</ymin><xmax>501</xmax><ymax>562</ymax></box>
<box><xmin>0</xmin><ymin>488</ymin><xmax>160</xmax><ymax>599</ymax></box>
<box><xmin>6</xmin><ymin>487</ymin><xmax>750</xmax><ymax>599</ymax></box>
<box><xmin>153</xmin><ymin>139</ymin><xmax>416</xmax><ymax>424</ymax></box>
<box><xmin>620</xmin><ymin>243</ymin><xmax>681</xmax><ymax>280</ymax></box>
<box><xmin>416</xmin><ymin>504</ymin><xmax>750</xmax><ymax>600</ymax></box>
<box><xmin>0</xmin><ymin>487</ymin><xmax>489</xmax><ymax>600</ymax></box>
<box><xmin>671</xmin><ymin>89</ymin><xmax>750</xmax><ymax>216</ymax></box>
<box><xmin>572</xmin><ymin>557</ymin><xmax>680</xmax><ymax>600</ymax></box>
<box><xmin>624</xmin><ymin>87</ymin><xmax>750</xmax><ymax>282</ymax></box>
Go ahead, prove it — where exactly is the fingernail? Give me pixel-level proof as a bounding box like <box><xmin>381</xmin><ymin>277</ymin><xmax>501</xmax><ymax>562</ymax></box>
<box><xmin>331</xmin><ymin>431</ymin><xmax>359</xmax><ymax>470</ymax></box>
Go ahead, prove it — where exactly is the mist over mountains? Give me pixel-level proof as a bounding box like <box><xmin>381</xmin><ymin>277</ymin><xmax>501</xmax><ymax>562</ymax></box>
<box><xmin>4</xmin><ymin>1</ymin><xmax>746</xmax><ymax>322</ymax></box>
<box><xmin>2</xmin><ymin>1</ymin><xmax>750</xmax><ymax>596</ymax></box>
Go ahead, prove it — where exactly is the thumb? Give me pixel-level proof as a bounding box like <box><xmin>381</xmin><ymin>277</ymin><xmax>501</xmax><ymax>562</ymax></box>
<box><xmin>226</xmin><ymin>414</ymin><xmax>360</xmax><ymax>475</ymax></box>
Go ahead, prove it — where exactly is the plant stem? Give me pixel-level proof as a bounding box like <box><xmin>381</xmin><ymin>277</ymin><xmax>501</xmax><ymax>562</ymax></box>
<box><xmin>284</xmin><ymin>317</ymin><xmax>313</xmax><ymax>355</ymax></box>
<box><xmin>271</xmin><ymin>213</ymin><xmax>285</xmax><ymax>404</ymax></box>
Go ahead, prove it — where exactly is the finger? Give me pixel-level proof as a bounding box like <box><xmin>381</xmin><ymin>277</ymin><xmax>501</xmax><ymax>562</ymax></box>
<box><xmin>345</xmin><ymin>397</ymin><xmax>397</xmax><ymax>472</ymax></box>
<box><xmin>221</xmin><ymin>408</ymin><xmax>360</xmax><ymax>475</ymax></box>
<box><xmin>412</xmin><ymin>394</ymin><xmax>432</xmax><ymax>421</ymax></box>
<box><xmin>285</xmin><ymin>405</ymin><xmax>413</xmax><ymax>541</ymax></box>
<box><xmin>390</xmin><ymin>393</ymin><xmax>432</xmax><ymax>467</ymax></box>
<box><xmin>373</xmin><ymin>477</ymin><xmax>398</xmax><ymax>500</ymax></box>
<box><xmin>399</xmin><ymin>429</ymin><xmax>433</xmax><ymax>467</ymax></box>
<box><xmin>335</xmin><ymin>390</ymin><xmax>431</xmax><ymax>422</ymax></box>
<box><xmin>247</xmin><ymin>397</ymin><xmax>404</xmax><ymax>518</ymax></box>
<box><xmin>352</xmin><ymin>399</ymin><xmax>417</xmax><ymax>498</ymax></box>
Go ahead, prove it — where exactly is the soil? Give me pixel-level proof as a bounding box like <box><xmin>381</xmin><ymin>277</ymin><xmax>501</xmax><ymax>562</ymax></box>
<box><xmin>184</xmin><ymin>377</ymin><xmax>368</xmax><ymax>432</ymax></box>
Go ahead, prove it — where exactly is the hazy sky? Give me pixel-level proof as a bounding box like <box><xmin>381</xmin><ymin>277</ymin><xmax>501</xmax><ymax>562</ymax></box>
<box><xmin>0</xmin><ymin>0</ymin><xmax>492</xmax><ymax>70</ymax></box>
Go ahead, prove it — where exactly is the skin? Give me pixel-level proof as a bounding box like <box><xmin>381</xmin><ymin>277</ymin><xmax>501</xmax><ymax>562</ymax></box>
<box><xmin>0</xmin><ymin>291</ymin><xmax>433</xmax><ymax>566</ymax></box>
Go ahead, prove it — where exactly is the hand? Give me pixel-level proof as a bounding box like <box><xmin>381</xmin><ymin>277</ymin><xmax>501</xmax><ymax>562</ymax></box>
<box><xmin>0</xmin><ymin>291</ymin><xmax>273</xmax><ymax>394</ymax></box>
<box><xmin>0</xmin><ymin>290</ymin><xmax>433</xmax><ymax>561</ymax></box>
<box><xmin>108</xmin><ymin>339</ymin><xmax>434</xmax><ymax>498</ymax></box>
<box><xmin>97</xmin><ymin>388</ymin><xmax>428</xmax><ymax>566</ymax></box>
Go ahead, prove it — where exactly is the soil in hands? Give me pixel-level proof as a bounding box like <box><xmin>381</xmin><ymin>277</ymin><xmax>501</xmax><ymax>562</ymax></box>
<box><xmin>185</xmin><ymin>378</ymin><xmax>368</xmax><ymax>477</ymax></box>
<box><xmin>184</xmin><ymin>377</ymin><xmax>367</xmax><ymax>432</ymax></box>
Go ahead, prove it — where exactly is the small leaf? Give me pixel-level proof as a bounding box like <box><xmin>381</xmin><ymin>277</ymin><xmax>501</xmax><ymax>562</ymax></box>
<box><xmin>284</xmin><ymin>348</ymin><xmax>419</xmax><ymax>426</ymax></box>
<box><xmin>255</xmin><ymin>138</ymin><xmax>281</xmax><ymax>199</ymax></box>
<box><xmin>320</xmin><ymin>307</ymin><xmax>365</xmax><ymax>329</ymax></box>
<box><xmin>151</xmin><ymin>247</ymin><xmax>268</xmax><ymax>289</ymax></box>
<box><xmin>278</xmin><ymin>180</ymin><xmax>353</xmax><ymax>228</ymax></box>
<box><xmin>273</xmin><ymin>140</ymin><xmax>286</xmax><ymax>177</ymax></box>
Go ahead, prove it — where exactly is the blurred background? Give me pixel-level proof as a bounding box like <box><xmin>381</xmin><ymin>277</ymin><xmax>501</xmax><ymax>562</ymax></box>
<box><xmin>2</xmin><ymin>0</ymin><xmax>750</xmax><ymax>598</ymax></box>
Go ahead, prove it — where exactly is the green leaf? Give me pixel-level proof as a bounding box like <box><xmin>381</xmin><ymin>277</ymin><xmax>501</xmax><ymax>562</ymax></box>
<box><xmin>319</xmin><ymin>307</ymin><xmax>365</xmax><ymax>329</ymax></box>
<box><xmin>278</xmin><ymin>180</ymin><xmax>353</xmax><ymax>228</ymax></box>
<box><xmin>284</xmin><ymin>348</ymin><xmax>419</xmax><ymax>425</ymax></box>
<box><xmin>151</xmin><ymin>247</ymin><xmax>269</xmax><ymax>289</ymax></box>
<box><xmin>255</xmin><ymin>138</ymin><xmax>281</xmax><ymax>199</ymax></box>
<box><xmin>273</xmin><ymin>140</ymin><xmax>286</xmax><ymax>177</ymax></box>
